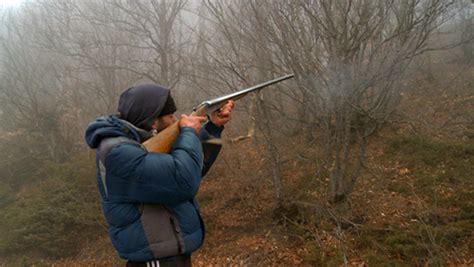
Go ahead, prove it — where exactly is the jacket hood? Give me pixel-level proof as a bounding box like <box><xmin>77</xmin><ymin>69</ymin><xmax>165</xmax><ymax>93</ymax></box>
<box><xmin>118</xmin><ymin>84</ymin><xmax>171</xmax><ymax>131</ymax></box>
<box><xmin>85</xmin><ymin>115</ymin><xmax>151</xmax><ymax>149</ymax></box>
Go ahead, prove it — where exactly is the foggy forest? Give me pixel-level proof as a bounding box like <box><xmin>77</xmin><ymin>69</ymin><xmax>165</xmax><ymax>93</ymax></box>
<box><xmin>0</xmin><ymin>0</ymin><xmax>473</xmax><ymax>266</ymax></box>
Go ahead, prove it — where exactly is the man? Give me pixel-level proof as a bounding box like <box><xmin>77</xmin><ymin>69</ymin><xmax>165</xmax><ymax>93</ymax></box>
<box><xmin>85</xmin><ymin>84</ymin><xmax>234</xmax><ymax>267</ymax></box>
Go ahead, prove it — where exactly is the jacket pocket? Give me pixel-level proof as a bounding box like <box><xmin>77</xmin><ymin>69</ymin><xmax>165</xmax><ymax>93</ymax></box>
<box><xmin>139</xmin><ymin>204</ymin><xmax>186</xmax><ymax>258</ymax></box>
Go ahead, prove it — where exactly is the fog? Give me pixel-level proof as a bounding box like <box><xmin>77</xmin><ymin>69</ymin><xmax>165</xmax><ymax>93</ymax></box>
<box><xmin>0</xmin><ymin>0</ymin><xmax>472</xmax><ymax>265</ymax></box>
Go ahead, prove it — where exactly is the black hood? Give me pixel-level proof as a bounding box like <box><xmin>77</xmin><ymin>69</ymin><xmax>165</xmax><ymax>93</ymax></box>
<box><xmin>118</xmin><ymin>84</ymin><xmax>171</xmax><ymax>131</ymax></box>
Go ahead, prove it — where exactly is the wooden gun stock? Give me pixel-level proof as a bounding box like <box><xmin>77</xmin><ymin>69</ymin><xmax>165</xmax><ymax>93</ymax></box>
<box><xmin>143</xmin><ymin>108</ymin><xmax>204</xmax><ymax>153</ymax></box>
<box><xmin>143</xmin><ymin>120</ymin><xmax>180</xmax><ymax>153</ymax></box>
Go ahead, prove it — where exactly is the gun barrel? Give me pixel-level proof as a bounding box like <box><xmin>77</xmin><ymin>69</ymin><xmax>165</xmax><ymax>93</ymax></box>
<box><xmin>203</xmin><ymin>73</ymin><xmax>294</xmax><ymax>112</ymax></box>
<box><xmin>145</xmin><ymin>73</ymin><xmax>294</xmax><ymax>153</ymax></box>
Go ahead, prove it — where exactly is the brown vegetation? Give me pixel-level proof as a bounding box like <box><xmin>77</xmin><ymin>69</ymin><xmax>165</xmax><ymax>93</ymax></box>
<box><xmin>42</xmin><ymin>62</ymin><xmax>473</xmax><ymax>266</ymax></box>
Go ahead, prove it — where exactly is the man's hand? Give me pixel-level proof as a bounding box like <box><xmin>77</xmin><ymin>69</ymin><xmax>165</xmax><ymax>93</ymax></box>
<box><xmin>180</xmin><ymin>114</ymin><xmax>207</xmax><ymax>134</ymax></box>
<box><xmin>210</xmin><ymin>100</ymin><xmax>235</xmax><ymax>127</ymax></box>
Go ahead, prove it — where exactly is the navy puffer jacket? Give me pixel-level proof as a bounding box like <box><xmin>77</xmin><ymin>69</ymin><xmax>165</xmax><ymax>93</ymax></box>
<box><xmin>85</xmin><ymin>115</ymin><xmax>222</xmax><ymax>262</ymax></box>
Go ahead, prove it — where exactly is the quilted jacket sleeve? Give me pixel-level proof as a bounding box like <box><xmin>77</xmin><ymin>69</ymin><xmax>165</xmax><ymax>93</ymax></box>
<box><xmin>199</xmin><ymin>121</ymin><xmax>224</xmax><ymax>176</ymax></box>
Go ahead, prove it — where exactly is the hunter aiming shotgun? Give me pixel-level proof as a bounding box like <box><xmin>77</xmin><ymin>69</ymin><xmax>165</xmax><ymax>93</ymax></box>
<box><xmin>143</xmin><ymin>73</ymin><xmax>294</xmax><ymax>153</ymax></box>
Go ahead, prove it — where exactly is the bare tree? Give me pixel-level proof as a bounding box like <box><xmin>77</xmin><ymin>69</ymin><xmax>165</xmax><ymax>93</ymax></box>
<box><xmin>0</xmin><ymin>6</ymin><xmax>72</xmax><ymax>161</ymax></box>
<box><xmin>95</xmin><ymin>0</ymin><xmax>188</xmax><ymax>88</ymax></box>
<box><xmin>22</xmin><ymin>0</ymin><xmax>190</xmax><ymax>144</ymax></box>
<box><xmin>32</xmin><ymin>0</ymin><xmax>148</xmax><ymax>116</ymax></box>
<box><xmin>199</xmin><ymin>0</ymin><xmax>454</xmax><ymax>202</ymax></box>
<box><xmin>0</xmin><ymin>0</ymin><xmax>456</xmax><ymax>202</ymax></box>
<box><xmin>457</xmin><ymin>0</ymin><xmax>474</xmax><ymax>63</ymax></box>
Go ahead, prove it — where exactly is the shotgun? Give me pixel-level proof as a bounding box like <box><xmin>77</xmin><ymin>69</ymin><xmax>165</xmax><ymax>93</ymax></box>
<box><xmin>143</xmin><ymin>74</ymin><xmax>294</xmax><ymax>153</ymax></box>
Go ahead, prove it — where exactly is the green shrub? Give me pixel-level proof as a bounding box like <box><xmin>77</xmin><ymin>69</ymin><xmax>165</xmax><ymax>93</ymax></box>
<box><xmin>438</xmin><ymin>220</ymin><xmax>473</xmax><ymax>246</ymax></box>
<box><xmin>387</xmin><ymin>182</ymin><xmax>411</xmax><ymax>195</ymax></box>
<box><xmin>384</xmin><ymin>232</ymin><xmax>428</xmax><ymax>259</ymax></box>
<box><xmin>363</xmin><ymin>251</ymin><xmax>407</xmax><ymax>267</ymax></box>
<box><xmin>0</xmin><ymin>184</ymin><xmax>14</xmax><ymax>208</ymax></box>
<box><xmin>387</xmin><ymin>136</ymin><xmax>474</xmax><ymax>168</ymax></box>
<box><xmin>304</xmin><ymin>242</ymin><xmax>324</xmax><ymax>266</ymax></box>
<box><xmin>357</xmin><ymin>226</ymin><xmax>442</xmax><ymax>264</ymax></box>
<box><xmin>440</xmin><ymin>191</ymin><xmax>474</xmax><ymax>220</ymax></box>
<box><xmin>0</xmin><ymin>156</ymin><xmax>103</xmax><ymax>259</ymax></box>
<box><xmin>0</xmin><ymin>135</ymin><xmax>48</xmax><ymax>191</ymax></box>
<box><xmin>304</xmin><ymin>242</ymin><xmax>344</xmax><ymax>266</ymax></box>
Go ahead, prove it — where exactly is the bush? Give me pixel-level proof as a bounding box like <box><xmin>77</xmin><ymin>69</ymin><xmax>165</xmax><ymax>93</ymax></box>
<box><xmin>387</xmin><ymin>136</ymin><xmax>474</xmax><ymax>168</ymax></box>
<box><xmin>0</xmin><ymin>135</ymin><xmax>48</xmax><ymax>192</ymax></box>
<box><xmin>438</xmin><ymin>220</ymin><xmax>473</xmax><ymax>247</ymax></box>
<box><xmin>357</xmin><ymin>226</ymin><xmax>442</xmax><ymax>264</ymax></box>
<box><xmin>384</xmin><ymin>232</ymin><xmax>429</xmax><ymax>259</ymax></box>
<box><xmin>0</xmin><ymin>156</ymin><xmax>104</xmax><ymax>259</ymax></box>
<box><xmin>305</xmin><ymin>242</ymin><xmax>344</xmax><ymax>266</ymax></box>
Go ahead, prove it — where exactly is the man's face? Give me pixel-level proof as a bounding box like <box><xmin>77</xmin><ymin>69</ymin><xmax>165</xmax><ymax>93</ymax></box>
<box><xmin>152</xmin><ymin>113</ymin><xmax>177</xmax><ymax>132</ymax></box>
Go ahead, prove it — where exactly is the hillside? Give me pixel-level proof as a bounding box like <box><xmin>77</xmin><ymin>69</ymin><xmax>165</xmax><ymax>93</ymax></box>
<box><xmin>33</xmin><ymin>63</ymin><xmax>473</xmax><ymax>267</ymax></box>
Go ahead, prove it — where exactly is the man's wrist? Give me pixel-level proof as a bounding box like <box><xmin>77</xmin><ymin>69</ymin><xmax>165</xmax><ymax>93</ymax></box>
<box><xmin>207</xmin><ymin>115</ymin><xmax>224</xmax><ymax>127</ymax></box>
<box><xmin>181</xmin><ymin>126</ymin><xmax>199</xmax><ymax>136</ymax></box>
